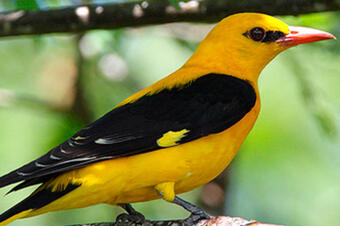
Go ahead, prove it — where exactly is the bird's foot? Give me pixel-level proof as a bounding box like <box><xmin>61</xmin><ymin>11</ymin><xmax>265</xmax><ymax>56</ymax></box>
<box><xmin>171</xmin><ymin>196</ymin><xmax>210</xmax><ymax>225</ymax></box>
<box><xmin>183</xmin><ymin>209</ymin><xmax>210</xmax><ymax>225</ymax></box>
<box><xmin>116</xmin><ymin>203</ymin><xmax>145</xmax><ymax>225</ymax></box>
<box><xmin>116</xmin><ymin>211</ymin><xmax>145</xmax><ymax>225</ymax></box>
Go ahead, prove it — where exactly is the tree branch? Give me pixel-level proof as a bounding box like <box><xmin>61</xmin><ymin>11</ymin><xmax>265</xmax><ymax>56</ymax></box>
<box><xmin>71</xmin><ymin>216</ymin><xmax>281</xmax><ymax>226</ymax></box>
<box><xmin>0</xmin><ymin>0</ymin><xmax>339</xmax><ymax>37</ymax></box>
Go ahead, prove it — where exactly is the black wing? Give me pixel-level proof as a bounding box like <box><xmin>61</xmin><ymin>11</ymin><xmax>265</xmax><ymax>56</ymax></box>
<box><xmin>0</xmin><ymin>73</ymin><xmax>256</xmax><ymax>190</ymax></box>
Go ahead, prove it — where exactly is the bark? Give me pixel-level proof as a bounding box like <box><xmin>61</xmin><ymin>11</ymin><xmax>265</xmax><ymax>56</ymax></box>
<box><xmin>72</xmin><ymin>216</ymin><xmax>281</xmax><ymax>226</ymax></box>
<box><xmin>0</xmin><ymin>0</ymin><xmax>339</xmax><ymax>37</ymax></box>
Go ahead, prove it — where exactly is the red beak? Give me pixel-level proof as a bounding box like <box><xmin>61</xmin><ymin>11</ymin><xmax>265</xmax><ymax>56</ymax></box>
<box><xmin>276</xmin><ymin>26</ymin><xmax>336</xmax><ymax>46</ymax></box>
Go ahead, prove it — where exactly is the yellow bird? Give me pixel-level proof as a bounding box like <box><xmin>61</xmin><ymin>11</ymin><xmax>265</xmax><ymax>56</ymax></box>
<box><xmin>0</xmin><ymin>13</ymin><xmax>335</xmax><ymax>225</ymax></box>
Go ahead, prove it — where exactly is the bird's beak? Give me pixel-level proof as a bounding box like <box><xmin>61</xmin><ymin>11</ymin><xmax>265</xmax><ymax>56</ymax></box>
<box><xmin>276</xmin><ymin>26</ymin><xmax>336</xmax><ymax>46</ymax></box>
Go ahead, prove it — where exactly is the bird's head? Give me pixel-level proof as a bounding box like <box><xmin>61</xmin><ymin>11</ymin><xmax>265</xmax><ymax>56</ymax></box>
<box><xmin>186</xmin><ymin>13</ymin><xmax>335</xmax><ymax>82</ymax></box>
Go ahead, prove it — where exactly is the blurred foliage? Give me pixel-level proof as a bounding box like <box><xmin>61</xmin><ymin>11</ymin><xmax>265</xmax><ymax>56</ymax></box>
<box><xmin>0</xmin><ymin>5</ymin><xmax>339</xmax><ymax>226</ymax></box>
<box><xmin>0</xmin><ymin>0</ymin><xmax>139</xmax><ymax>11</ymax></box>
<box><xmin>3</xmin><ymin>0</ymin><xmax>40</xmax><ymax>10</ymax></box>
<box><xmin>0</xmin><ymin>0</ymin><xmax>192</xmax><ymax>12</ymax></box>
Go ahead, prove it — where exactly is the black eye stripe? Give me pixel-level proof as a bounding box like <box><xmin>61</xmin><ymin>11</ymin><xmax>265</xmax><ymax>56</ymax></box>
<box><xmin>262</xmin><ymin>31</ymin><xmax>285</xmax><ymax>42</ymax></box>
<box><xmin>243</xmin><ymin>29</ymin><xmax>285</xmax><ymax>43</ymax></box>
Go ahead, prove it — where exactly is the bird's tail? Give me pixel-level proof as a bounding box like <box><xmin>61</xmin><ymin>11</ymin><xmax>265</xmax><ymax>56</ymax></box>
<box><xmin>0</xmin><ymin>183</ymin><xmax>79</xmax><ymax>225</ymax></box>
<box><xmin>0</xmin><ymin>210</ymin><xmax>31</xmax><ymax>226</ymax></box>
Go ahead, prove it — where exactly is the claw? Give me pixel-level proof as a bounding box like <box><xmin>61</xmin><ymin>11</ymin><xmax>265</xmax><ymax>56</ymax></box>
<box><xmin>183</xmin><ymin>211</ymin><xmax>210</xmax><ymax>225</ymax></box>
<box><xmin>116</xmin><ymin>213</ymin><xmax>130</xmax><ymax>224</ymax></box>
<box><xmin>116</xmin><ymin>212</ymin><xmax>145</xmax><ymax>225</ymax></box>
<box><xmin>116</xmin><ymin>204</ymin><xmax>145</xmax><ymax>225</ymax></box>
<box><xmin>172</xmin><ymin>196</ymin><xmax>210</xmax><ymax>224</ymax></box>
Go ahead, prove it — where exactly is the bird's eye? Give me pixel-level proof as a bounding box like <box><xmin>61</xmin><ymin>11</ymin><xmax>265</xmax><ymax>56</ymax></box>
<box><xmin>249</xmin><ymin>27</ymin><xmax>266</xmax><ymax>42</ymax></box>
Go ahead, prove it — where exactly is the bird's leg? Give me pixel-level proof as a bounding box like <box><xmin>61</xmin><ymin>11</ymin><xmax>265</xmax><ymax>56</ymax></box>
<box><xmin>172</xmin><ymin>196</ymin><xmax>210</xmax><ymax>224</ymax></box>
<box><xmin>155</xmin><ymin>182</ymin><xmax>210</xmax><ymax>225</ymax></box>
<box><xmin>116</xmin><ymin>203</ymin><xmax>145</xmax><ymax>224</ymax></box>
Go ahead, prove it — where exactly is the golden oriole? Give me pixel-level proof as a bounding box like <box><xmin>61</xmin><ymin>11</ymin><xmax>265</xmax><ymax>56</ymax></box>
<box><xmin>0</xmin><ymin>13</ymin><xmax>335</xmax><ymax>225</ymax></box>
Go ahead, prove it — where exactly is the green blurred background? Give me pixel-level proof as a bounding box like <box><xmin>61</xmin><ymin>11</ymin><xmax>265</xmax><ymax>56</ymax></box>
<box><xmin>0</xmin><ymin>1</ymin><xmax>340</xmax><ymax>225</ymax></box>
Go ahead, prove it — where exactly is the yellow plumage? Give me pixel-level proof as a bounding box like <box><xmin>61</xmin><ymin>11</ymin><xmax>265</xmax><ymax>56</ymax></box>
<box><xmin>157</xmin><ymin>129</ymin><xmax>190</xmax><ymax>147</ymax></box>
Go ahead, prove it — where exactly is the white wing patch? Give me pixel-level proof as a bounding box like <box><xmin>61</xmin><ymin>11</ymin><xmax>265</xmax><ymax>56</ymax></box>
<box><xmin>34</xmin><ymin>162</ymin><xmax>48</xmax><ymax>167</ymax></box>
<box><xmin>95</xmin><ymin>135</ymin><xmax>141</xmax><ymax>145</ymax></box>
<box><xmin>95</xmin><ymin>138</ymin><xmax>116</xmax><ymax>144</ymax></box>
<box><xmin>49</xmin><ymin>153</ymin><xmax>62</xmax><ymax>160</ymax></box>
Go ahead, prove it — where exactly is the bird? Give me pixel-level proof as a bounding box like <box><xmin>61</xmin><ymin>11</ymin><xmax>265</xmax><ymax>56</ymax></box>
<box><xmin>0</xmin><ymin>13</ymin><xmax>335</xmax><ymax>225</ymax></box>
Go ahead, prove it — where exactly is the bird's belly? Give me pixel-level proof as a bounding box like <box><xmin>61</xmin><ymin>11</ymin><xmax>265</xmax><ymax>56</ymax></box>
<box><xmin>78</xmin><ymin>133</ymin><xmax>240</xmax><ymax>205</ymax></box>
